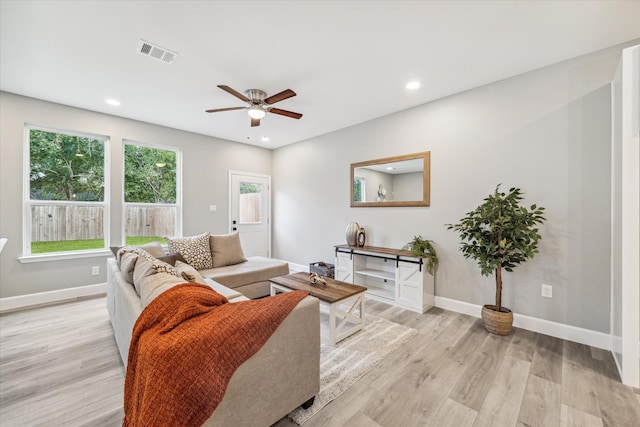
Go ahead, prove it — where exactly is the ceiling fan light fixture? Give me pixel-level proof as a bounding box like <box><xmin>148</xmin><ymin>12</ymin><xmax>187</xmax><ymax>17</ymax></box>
<box><xmin>248</xmin><ymin>106</ymin><xmax>266</xmax><ymax>119</ymax></box>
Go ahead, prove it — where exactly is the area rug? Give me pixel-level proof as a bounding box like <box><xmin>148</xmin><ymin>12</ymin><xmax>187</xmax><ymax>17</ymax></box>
<box><xmin>288</xmin><ymin>315</ymin><xmax>417</xmax><ymax>425</ymax></box>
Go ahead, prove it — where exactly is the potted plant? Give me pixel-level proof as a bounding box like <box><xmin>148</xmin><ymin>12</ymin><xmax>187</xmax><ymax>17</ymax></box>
<box><xmin>446</xmin><ymin>185</ymin><xmax>546</xmax><ymax>335</ymax></box>
<box><xmin>402</xmin><ymin>235</ymin><xmax>439</xmax><ymax>275</ymax></box>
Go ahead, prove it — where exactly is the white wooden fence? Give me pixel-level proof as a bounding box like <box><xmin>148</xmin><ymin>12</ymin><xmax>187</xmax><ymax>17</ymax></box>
<box><xmin>31</xmin><ymin>205</ymin><xmax>104</xmax><ymax>242</ymax></box>
<box><xmin>239</xmin><ymin>193</ymin><xmax>261</xmax><ymax>223</ymax></box>
<box><xmin>31</xmin><ymin>205</ymin><xmax>176</xmax><ymax>241</ymax></box>
<box><xmin>32</xmin><ymin>196</ymin><xmax>257</xmax><ymax>241</ymax></box>
<box><xmin>124</xmin><ymin>206</ymin><xmax>176</xmax><ymax>238</ymax></box>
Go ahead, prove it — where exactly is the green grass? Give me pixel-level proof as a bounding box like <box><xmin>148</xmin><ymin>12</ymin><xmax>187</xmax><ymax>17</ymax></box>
<box><xmin>31</xmin><ymin>238</ymin><xmax>105</xmax><ymax>253</ymax></box>
<box><xmin>31</xmin><ymin>236</ymin><xmax>166</xmax><ymax>253</ymax></box>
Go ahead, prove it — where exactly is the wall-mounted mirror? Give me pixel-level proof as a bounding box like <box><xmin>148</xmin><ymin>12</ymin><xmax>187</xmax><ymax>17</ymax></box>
<box><xmin>351</xmin><ymin>151</ymin><xmax>430</xmax><ymax>207</ymax></box>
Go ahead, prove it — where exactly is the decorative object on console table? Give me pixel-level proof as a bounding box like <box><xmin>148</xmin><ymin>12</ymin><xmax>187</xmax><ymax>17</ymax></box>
<box><xmin>310</xmin><ymin>262</ymin><xmax>335</xmax><ymax>278</ymax></box>
<box><xmin>402</xmin><ymin>235</ymin><xmax>439</xmax><ymax>275</ymax></box>
<box><xmin>345</xmin><ymin>222</ymin><xmax>359</xmax><ymax>246</ymax></box>
<box><xmin>309</xmin><ymin>272</ymin><xmax>327</xmax><ymax>286</ymax></box>
<box><xmin>446</xmin><ymin>185</ymin><xmax>546</xmax><ymax>336</ymax></box>
<box><xmin>356</xmin><ymin>227</ymin><xmax>366</xmax><ymax>247</ymax></box>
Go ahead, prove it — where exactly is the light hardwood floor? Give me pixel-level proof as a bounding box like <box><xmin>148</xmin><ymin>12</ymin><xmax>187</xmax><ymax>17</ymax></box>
<box><xmin>1</xmin><ymin>296</ymin><xmax>639</xmax><ymax>427</ymax></box>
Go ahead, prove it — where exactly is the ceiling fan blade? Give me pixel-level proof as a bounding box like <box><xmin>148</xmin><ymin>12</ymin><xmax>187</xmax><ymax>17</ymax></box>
<box><xmin>205</xmin><ymin>106</ymin><xmax>245</xmax><ymax>113</ymax></box>
<box><xmin>217</xmin><ymin>85</ymin><xmax>250</xmax><ymax>102</ymax></box>
<box><xmin>251</xmin><ymin>117</ymin><xmax>261</xmax><ymax>127</ymax></box>
<box><xmin>264</xmin><ymin>89</ymin><xmax>296</xmax><ymax>105</ymax></box>
<box><xmin>269</xmin><ymin>108</ymin><xmax>303</xmax><ymax>119</ymax></box>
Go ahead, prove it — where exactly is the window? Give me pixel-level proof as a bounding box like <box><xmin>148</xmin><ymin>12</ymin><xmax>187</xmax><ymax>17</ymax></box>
<box><xmin>123</xmin><ymin>141</ymin><xmax>181</xmax><ymax>245</ymax></box>
<box><xmin>25</xmin><ymin>126</ymin><xmax>109</xmax><ymax>255</ymax></box>
<box><xmin>354</xmin><ymin>177</ymin><xmax>365</xmax><ymax>202</ymax></box>
<box><xmin>239</xmin><ymin>181</ymin><xmax>262</xmax><ymax>224</ymax></box>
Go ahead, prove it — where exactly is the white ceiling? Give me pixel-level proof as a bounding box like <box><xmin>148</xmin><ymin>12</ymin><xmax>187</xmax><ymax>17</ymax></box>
<box><xmin>1</xmin><ymin>1</ymin><xmax>639</xmax><ymax>149</ymax></box>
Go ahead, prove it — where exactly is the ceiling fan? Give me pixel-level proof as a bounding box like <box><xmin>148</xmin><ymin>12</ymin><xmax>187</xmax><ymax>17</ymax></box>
<box><xmin>206</xmin><ymin>85</ymin><xmax>303</xmax><ymax>127</ymax></box>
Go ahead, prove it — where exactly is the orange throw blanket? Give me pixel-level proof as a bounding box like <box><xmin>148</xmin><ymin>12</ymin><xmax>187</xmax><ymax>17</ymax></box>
<box><xmin>123</xmin><ymin>283</ymin><xmax>308</xmax><ymax>427</ymax></box>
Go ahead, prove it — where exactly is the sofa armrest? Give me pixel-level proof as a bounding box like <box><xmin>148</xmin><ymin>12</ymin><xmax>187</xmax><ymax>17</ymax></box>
<box><xmin>203</xmin><ymin>295</ymin><xmax>320</xmax><ymax>427</ymax></box>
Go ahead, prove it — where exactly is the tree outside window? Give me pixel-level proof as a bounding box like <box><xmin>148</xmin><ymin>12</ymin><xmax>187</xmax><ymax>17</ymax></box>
<box><xmin>354</xmin><ymin>177</ymin><xmax>365</xmax><ymax>202</ymax></box>
<box><xmin>124</xmin><ymin>143</ymin><xmax>180</xmax><ymax>245</ymax></box>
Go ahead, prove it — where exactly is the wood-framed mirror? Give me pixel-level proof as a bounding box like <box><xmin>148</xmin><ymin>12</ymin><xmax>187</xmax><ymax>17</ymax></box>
<box><xmin>351</xmin><ymin>151</ymin><xmax>430</xmax><ymax>207</ymax></box>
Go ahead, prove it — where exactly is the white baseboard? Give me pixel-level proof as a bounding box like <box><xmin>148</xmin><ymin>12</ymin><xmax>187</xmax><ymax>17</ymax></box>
<box><xmin>0</xmin><ymin>283</ymin><xmax>107</xmax><ymax>313</ymax></box>
<box><xmin>434</xmin><ymin>296</ymin><xmax>612</xmax><ymax>350</ymax></box>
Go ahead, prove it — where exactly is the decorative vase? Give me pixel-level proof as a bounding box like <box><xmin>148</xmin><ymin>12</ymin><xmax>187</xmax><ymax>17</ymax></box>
<box><xmin>345</xmin><ymin>222</ymin><xmax>359</xmax><ymax>246</ymax></box>
<box><xmin>357</xmin><ymin>227</ymin><xmax>366</xmax><ymax>247</ymax></box>
<box><xmin>481</xmin><ymin>304</ymin><xmax>513</xmax><ymax>335</ymax></box>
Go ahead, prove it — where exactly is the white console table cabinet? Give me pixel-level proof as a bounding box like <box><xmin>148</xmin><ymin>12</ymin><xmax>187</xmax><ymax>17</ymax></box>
<box><xmin>334</xmin><ymin>244</ymin><xmax>434</xmax><ymax>313</ymax></box>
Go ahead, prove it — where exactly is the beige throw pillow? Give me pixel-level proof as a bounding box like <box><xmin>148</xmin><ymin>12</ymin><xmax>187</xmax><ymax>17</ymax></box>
<box><xmin>132</xmin><ymin>252</ymin><xmax>181</xmax><ymax>297</ymax></box>
<box><xmin>210</xmin><ymin>232</ymin><xmax>248</xmax><ymax>268</ymax></box>
<box><xmin>139</xmin><ymin>272</ymin><xmax>186</xmax><ymax>308</ymax></box>
<box><xmin>166</xmin><ymin>232</ymin><xmax>213</xmax><ymax>270</ymax></box>
<box><xmin>175</xmin><ymin>260</ymin><xmax>206</xmax><ymax>284</ymax></box>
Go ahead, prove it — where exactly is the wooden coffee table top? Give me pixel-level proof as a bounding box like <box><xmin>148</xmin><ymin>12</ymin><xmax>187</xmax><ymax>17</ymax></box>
<box><xmin>270</xmin><ymin>272</ymin><xmax>367</xmax><ymax>304</ymax></box>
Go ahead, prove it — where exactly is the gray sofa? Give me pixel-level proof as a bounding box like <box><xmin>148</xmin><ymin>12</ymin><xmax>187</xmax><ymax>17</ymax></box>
<box><xmin>106</xmin><ymin>238</ymin><xmax>320</xmax><ymax>426</ymax></box>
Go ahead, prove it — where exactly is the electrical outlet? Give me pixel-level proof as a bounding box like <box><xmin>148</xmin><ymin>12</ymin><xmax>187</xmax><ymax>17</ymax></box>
<box><xmin>541</xmin><ymin>284</ymin><xmax>552</xmax><ymax>298</ymax></box>
<box><xmin>91</xmin><ymin>266</ymin><xmax>100</xmax><ymax>276</ymax></box>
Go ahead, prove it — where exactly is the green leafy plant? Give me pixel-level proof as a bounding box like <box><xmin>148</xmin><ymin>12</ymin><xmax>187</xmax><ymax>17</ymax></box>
<box><xmin>402</xmin><ymin>235</ymin><xmax>439</xmax><ymax>275</ymax></box>
<box><xmin>446</xmin><ymin>185</ymin><xmax>546</xmax><ymax>312</ymax></box>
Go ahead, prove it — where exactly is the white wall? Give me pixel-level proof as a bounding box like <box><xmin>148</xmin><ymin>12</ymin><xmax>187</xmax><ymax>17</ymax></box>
<box><xmin>393</xmin><ymin>172</ymin><xmax>423</xmax><ymax>201</ymax></box>
<box><xmin>611</xmin><ymin>45</ymin><xmax>640</xmax><ymax>387</ymax></box>
<box><xmin>273</xmin><ymin>41</ymin><xmax>638</xmax><ymax>334</ymax></box>
<box><xmin>0</xmin><ymin>92</ymin><xmax>272</xmax><ymax>298</ymax></box>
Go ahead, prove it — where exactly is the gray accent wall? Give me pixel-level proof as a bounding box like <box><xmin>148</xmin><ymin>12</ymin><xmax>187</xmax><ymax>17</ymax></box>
<box><xmin>0</xmin><ymin>92</ymin><xmax>272</xmax><ymax>298</ymax></box>
<box><xmin>272</xmin><ymin>41</ymin><xmax>638</xmax><ymax>334</ymax></box>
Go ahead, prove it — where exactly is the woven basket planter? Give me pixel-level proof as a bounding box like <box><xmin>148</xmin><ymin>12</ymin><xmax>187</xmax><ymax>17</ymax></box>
<box><xmin>481</xmin><ymin>305</ymin><xmax>513</xmax><ymax>335</ymax></box>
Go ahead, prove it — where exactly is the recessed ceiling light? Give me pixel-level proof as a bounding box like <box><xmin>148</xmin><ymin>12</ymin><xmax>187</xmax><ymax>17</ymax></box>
<box><xmin>406</xmin><ymin>81</ymin><xmax>421</xmax><ymax>90</ymax></box>
<box><xmin>261</xmin><ymin>136</ymin><xmax>270</xmax><ymax>142</ymax></box>
<box><xmin>106</xmin><ymin>99</ymin><xmax>121</xmax><ymax>106</ymax></box>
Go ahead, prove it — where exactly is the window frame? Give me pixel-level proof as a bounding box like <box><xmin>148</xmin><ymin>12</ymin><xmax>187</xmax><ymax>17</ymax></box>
<box><xmin>20</xmin><ymin>124</ymin><xmax>111</xmax><ymax>262</ymax></box>
<box><xmin>354</xmin><ymin>177</ymin><xmax>366</xmax><ymax>203</ymax></box>
<box><xmin>122</xmin><ymin>139</ymin><xmax>183</xmax><ymax>245</ymax></box>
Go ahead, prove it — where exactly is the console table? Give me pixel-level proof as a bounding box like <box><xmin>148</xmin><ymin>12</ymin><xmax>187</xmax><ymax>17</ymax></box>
<box><xmin>334</xmin><ymin>244</ymin><xmax>434</xmax><ymax>313</ymax></box>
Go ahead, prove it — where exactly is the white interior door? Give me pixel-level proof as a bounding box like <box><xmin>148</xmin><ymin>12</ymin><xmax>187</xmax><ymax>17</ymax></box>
<box><xmin>229</xmin><ymin>172</ymin><xmax>270</xmax><ymax>257</ymax></box>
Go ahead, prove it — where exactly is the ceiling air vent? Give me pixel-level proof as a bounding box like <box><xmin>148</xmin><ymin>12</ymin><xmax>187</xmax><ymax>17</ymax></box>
<box><xmin>137</xmin><ymin>40</ymin><xmax>178</xmax><ymax>64</ymax></box>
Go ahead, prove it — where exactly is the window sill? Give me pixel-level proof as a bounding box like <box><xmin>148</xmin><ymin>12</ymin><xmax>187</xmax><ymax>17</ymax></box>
<box><xmin>18</xmin><ymin>250</ymin><xmax>112</xmax><ymax>264</ymax></box>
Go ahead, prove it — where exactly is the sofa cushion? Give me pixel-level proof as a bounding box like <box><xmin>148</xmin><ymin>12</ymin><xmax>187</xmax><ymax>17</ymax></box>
<box><xmin>167</xmin><ymin>232</ymin><xmax>213</xmax><ymax>270</ymax></box>
<box><xmin>204</xmin><ymin>278</ymin><xmax>244</xmax><ymax>300</ymax></box>
<box><xmin>139</xmin><ymin>272</ymin><xmax>187</xmax><ymax>308</ymax></box>
<box><xmin>132</xmin><ymin>252</ymin><xmax>181</xmax><ymax>297</ymax></box>
<box><xmin>175</xmin><ymin>260</ymin><xmax>206</xmax><ymax>284</ymax></box>
<box><xmin>210</xmin><ymin>232</ymin><xmax>247</xmax><ymax>268</ymax></box>
<box><xmin>119</xmin><ymin>252</ymin><xmax>139</xmax><ymax>284</ymax></box>
<box><xmin>111</xmin><ymin>241</ymin><xmax>165</xmax><ymax>258</ymax></box>
<box><xmin>199</xmin><ymin>256</ymin><xmax>289</xmax><ymax>289</ymax></box>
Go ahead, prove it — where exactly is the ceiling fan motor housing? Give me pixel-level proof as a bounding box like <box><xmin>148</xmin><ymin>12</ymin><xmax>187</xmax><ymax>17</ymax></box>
<box><xmin>245</xmin><ymin>89</ymin><xmax>267</xmax><ymax>103</ymax></box>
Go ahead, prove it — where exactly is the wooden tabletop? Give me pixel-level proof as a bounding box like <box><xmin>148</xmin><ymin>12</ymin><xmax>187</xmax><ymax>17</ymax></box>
<box><xmin>270</xmin><ymin>272</ymin><xmax>367</xmax><ymax>304</ymax></box>
<box><xmin>334</xmin><ymin>244</ymin><xmax>418</xmax><ymax>258</ymax></box>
